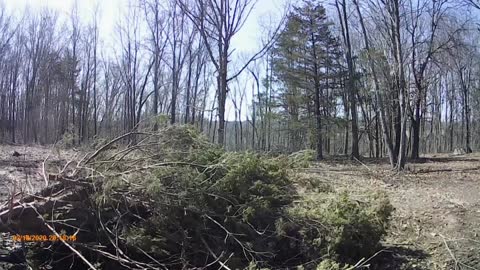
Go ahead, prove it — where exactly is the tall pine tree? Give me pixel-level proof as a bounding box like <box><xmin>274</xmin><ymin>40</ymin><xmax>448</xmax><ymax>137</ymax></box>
<box><xmin>272</xmin><ymin>1</ymin><xmax>342</xmax><ymax>159</ymax></box>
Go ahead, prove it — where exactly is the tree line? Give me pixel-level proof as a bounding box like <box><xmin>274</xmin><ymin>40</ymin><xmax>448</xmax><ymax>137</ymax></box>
<box><xmin>0</xmin><ymin>0</ymin><xmax>479</xmax><ymax>170</ymax></box>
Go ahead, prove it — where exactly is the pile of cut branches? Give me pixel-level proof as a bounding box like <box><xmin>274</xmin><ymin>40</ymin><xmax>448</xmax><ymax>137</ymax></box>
<box><xmin>0</xmin><ymin>126</ymin><xmax>393</xmax><ymax>270</ymax></box>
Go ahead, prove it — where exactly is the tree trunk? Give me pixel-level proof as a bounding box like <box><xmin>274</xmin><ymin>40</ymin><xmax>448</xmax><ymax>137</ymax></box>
<box><xmin>411</xmin><ymin>104</ymin><xmax>421</xmax><ymax>159</ymax></box>
<box><xmin>390</xmin><ymin>0</ymin><xmax>408</xmax><ymax>170</ymax></box>
<box><xmin>353</xmin><ymin>0</ymin><xmax>395</xmax><ymax>166</ymax></box>
<box><xmin>338</xmin><ymin>0</ymin><xmax>360</xmax><ymax>159</ymax></box>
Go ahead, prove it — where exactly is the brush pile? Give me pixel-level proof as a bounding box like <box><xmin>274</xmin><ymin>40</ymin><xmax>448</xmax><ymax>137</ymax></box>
<box><xmin>0</xmin><ymin>126</ymin><xmax>393</xmax><ymax>270</ymax></box>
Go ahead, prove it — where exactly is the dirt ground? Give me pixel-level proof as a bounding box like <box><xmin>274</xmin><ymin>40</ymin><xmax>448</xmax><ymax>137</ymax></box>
<box><xmin>0</xmin><ymin>145</ymin><xmax>78</xmax><ymax>269</ymax></box>
<box><xmin>304</xmin><ymin>153</ymin><xmax>480</xmax><ymax>270</ymax></box>
<box><xmin>0</xmin><ymin>145</ymin><xmax>78</xmax><ymax>203</ymax></box>
<box><xmin>0</xmin><ymin>145</ymin><xmax>478</xmax><ymax>269</ymax></box>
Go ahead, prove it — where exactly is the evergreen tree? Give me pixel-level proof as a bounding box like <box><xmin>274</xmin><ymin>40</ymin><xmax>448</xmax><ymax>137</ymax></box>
<box><xmin>272</xmin><ymin>1</ymin><xmax>343</xmax><ymax>159</ymax></box>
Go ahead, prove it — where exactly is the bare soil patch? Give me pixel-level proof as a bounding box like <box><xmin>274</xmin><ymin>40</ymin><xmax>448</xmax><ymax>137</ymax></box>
<box><xmin>0</xmin><ymin>145</ymin><xmax>77</xmax><ymax>201</ymax></box>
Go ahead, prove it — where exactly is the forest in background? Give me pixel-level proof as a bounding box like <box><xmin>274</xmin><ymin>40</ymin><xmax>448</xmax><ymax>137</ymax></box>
<box><xmin>2</xmin><ymin>1</ymin><xmax>480</xmax><ymax>269</ymax></box>
<box><xmin>0</xmin><ymin>0</ymin><xmax>480</xmax><ymax>170</ymax></box>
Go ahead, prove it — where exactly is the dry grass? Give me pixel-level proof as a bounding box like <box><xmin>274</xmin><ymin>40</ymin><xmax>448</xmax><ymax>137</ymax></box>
<box><xmin>301</xmin><ymin>153</ymin><xmax>480</xmax><ymax>270</ymax></box>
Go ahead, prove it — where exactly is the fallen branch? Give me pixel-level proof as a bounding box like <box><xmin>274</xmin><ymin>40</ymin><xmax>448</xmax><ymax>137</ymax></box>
<box><xmin>31</xmin><ymin>204</ymin><xmax>98</xmax><ymax>270</ymax></box>
<box><xmin>200</xmin><ymin>236</ymin><xmax>232</xmax><ymax>270</ymax></box>
<box><xmin>439</xmin><ymin>234</ymin><xmax>458</xmax><ymax>270</ymax></box>
<box><xmin>85</xmin><ymin>131</ymin><xmax>155</xmax><ymax>164</ymax></box>
<box><xmin>42</xmin><ymin>154</ymin><xmax>51</xmax><ymax>187</ymax></box>
<box><xmin>352</xmin><ymin>156</ymin><xmax>372</xmax><ymax>172</ymax></box>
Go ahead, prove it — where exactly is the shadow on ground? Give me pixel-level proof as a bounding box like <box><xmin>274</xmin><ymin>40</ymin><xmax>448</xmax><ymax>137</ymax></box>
<box><xmin>372</xmin><ymin>246</ymin><xmax>430</xmax><ymax>270</ymax></box>
<box><xmin>411</xmin><ymin>156</ymin><xmax>478</xmax><ymax>163</ymax></box>
<box><xmin>319</xmin><ymin>154</ymin><xmax>479</xmax><ymax>166</ymax></box>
